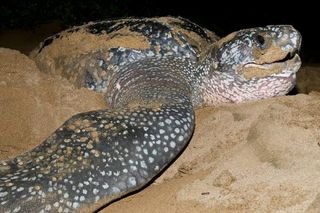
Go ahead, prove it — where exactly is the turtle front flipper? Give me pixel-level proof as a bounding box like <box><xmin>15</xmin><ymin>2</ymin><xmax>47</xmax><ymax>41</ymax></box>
<box><xmin>0</xmin><ymin>100</ymin><xmax>195</xmax><ymax>212</ymax></box>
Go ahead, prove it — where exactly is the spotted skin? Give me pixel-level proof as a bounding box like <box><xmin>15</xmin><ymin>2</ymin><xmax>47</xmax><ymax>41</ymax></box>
<box><xmin>0</xmin><ymin>17</ymin><xmax>302</xmax><ymax>212</ymax></box>
<box><xmin>0</xmin><ymin>102</ymin><xmax>194</xmax><ymax>212</ymax></box>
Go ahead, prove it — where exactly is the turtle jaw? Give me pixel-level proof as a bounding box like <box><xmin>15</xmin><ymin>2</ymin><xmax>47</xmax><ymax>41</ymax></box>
<box><xmin>240</xmin><ymin>53</ymin><xmax>301</xmax><ymax>80</ymax></box>
<box><xmin>269</xmin><ymin>54</ymin><xmax>301</xmax><ymax>79</ymax></box>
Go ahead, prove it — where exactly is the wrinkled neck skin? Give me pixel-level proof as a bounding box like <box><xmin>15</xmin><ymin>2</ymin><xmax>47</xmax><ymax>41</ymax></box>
<box><xmin>198</xmin><ymin>62</ymin><xmax>296</xmax><ymax>107</ymax></box>
<box><xmin>105</xmin><ymin>57</ymin><xmax>195</xmax><ymax>108</ymax></box>
<box><xmin>192</xmin><ymin>53</ymin><xmax>295</xmax><ymax>107</ymax></box>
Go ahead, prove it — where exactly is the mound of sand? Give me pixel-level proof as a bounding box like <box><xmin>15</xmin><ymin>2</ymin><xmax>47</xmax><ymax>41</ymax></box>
<box><xmin>1</xmin><ymin>48</ymin><xmax>320</xmax><ymax>212</ymax></box>
<box><xmin>0</xmin><ymin>48</ymin><xmax>106</xmax><ymax>159</ymax></box>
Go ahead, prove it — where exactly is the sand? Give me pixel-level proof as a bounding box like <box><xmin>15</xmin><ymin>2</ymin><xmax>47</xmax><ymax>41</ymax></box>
<box><xmin>1</xmin><ymin>29</ymin><xmax>320</xmax><ymax>212</ymax></box>
<box><xmin>0</xmin><ymin>48</ymin><xmax>106</xmax><ymax>159</ymax></box>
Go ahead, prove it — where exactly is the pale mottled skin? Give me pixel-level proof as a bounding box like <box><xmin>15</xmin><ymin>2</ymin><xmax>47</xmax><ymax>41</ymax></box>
<box><xmin>0</xmin><ymin>17</ymin><xmax>301</xmax><ymax>212</ymax></box>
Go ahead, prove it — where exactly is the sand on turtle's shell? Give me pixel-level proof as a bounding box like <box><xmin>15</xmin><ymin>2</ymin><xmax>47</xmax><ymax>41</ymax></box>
<box><xmin>28</xmin><ymin>17</ymin><xmax>219</xmax><ymax>90</ymax></box>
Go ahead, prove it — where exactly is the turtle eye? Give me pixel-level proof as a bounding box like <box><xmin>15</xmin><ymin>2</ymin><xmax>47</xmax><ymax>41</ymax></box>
<box><xmin>255</xmin><ymin>34</ymin><xmax>266</xmax><ymax>47</ymax></box>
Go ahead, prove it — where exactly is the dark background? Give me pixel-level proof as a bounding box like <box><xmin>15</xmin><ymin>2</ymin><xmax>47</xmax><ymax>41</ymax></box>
<box><xmin>0</xmin><ymin>0</ymin><xmax>318</xmax><ymax>62</ymax></box>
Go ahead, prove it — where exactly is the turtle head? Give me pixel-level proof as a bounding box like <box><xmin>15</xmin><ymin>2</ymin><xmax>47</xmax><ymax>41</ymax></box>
<box><xmin>202</xmin><ymin>25</ymin><xmax>302</xmax><ymax>105</ymax></box>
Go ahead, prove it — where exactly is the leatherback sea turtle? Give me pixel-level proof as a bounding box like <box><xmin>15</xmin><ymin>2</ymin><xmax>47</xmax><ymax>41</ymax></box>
<box><xmin>0</xmin><ymin>17</ymin><xmax>301</xmax><ymax>212</ymax></box>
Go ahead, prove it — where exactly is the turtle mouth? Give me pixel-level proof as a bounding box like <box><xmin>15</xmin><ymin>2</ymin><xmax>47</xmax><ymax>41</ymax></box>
<box><xmin>241</xmin><ymin>52</ymin><xmax>301</xmax><ymax>80</ymax></box>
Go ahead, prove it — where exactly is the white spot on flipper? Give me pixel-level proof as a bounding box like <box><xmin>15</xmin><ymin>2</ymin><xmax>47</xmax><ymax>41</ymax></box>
<box><xmin>152</xmin><ymin>149</ymin><xmax>157</xmax><ymax>155</ymax></box>
<box><xmin>128</xmin><ymin>177</ymin><xmax>137</xmax><ymax>186</ymax></box>
<box><xmin>170</xmin><ymin>133</ymin><xmax>176</xmax><ymax>139</ymax></box>
<box><xmin>130</xmin><ymin>165</ymin><xmax>137</xmax><ymax>171</ymax></box>
<box><xmin>64</xmin><ymin>193</ymin><xmax>69</xmax><ymax>199</ymax></box>
<box><xmin>103</xmin><ymin>183</ymin><xmax>109</xmax><ymax>189</ymax></box>
<box><xmin>72</xmin><ymin>202</ymin><xmax>80</xmax><ymax>209</ymax></box>
<box><xmin>143</xmin><ymin>148</ymin><xmax>148</xmax><ymax>155</ymax></box>
<box><xmin>140</xmin><ymin>161</ymin><xmax>147</xmax><ymax>169</ymax></box>
<box><xmin>148</xmin><ymin>157</ymin><xmax>154</xmax><ymax>163</ymax></box>
<box><xmin>112</xmin><ymin>187</ymin><xmax>120</xmax><ymax>193</ymax></box>
<box><xmin>93</xmin><ymin>188</ymin><xmax>99</xmax><ymax>195</ymax></box>
<box><xmin>170</xmin><ymin>141</ymin><xmax>176</xmax><ymax>148</ymax></box>
<box><xmin>165</xmin><ymin>119</ymin><xmax>172</xmax><ymax>124</ymax></box>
